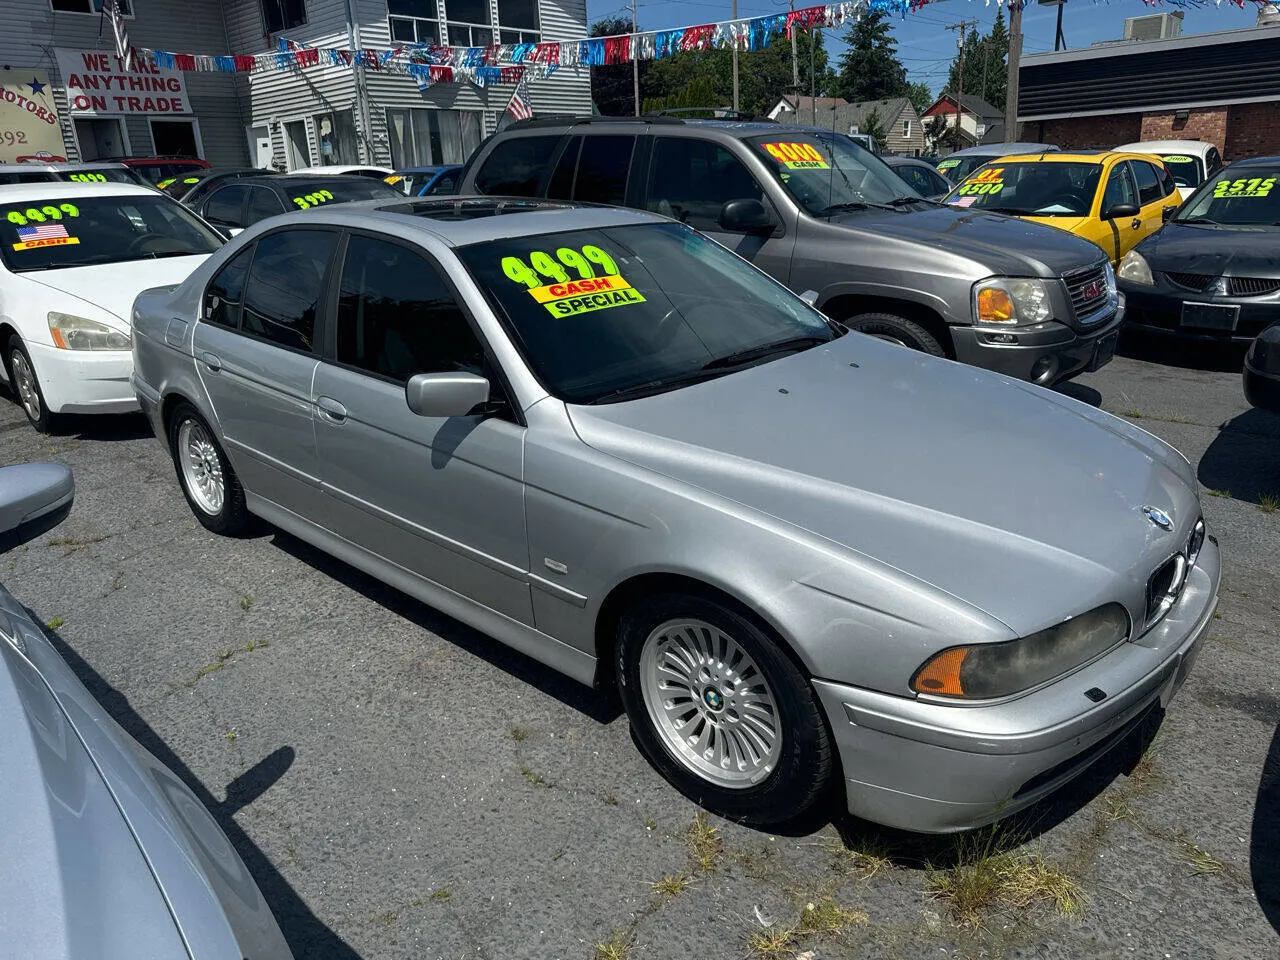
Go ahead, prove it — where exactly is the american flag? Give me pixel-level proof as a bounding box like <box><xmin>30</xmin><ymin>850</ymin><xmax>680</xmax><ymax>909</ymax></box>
<box><xmin>17</xmin><ymin>224</ymin><xmax>70</xmax><ymax>241</ymax></box>
<box><xmin>104</xmin><ymin>1</ymin><xmax>132</xmax><ymax>71</ymax></box>
<box><xmin>505</xmin><ymin>73</ymin><xmax>534</xmax><ymax>122</ymax></box>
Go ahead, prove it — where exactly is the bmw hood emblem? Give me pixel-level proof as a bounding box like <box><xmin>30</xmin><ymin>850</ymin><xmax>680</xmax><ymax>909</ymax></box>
<box><xmin>1142</xmin><ymin>505</ymin><xmax>1174</xmax><ymax>531</ymax></box>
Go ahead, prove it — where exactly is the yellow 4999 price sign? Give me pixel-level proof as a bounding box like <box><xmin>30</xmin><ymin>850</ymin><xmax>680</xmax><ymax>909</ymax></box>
<box><xmin>502</xmin><ymin>245</ymin><xmax>646</xmax><ymax>317</ymax></box>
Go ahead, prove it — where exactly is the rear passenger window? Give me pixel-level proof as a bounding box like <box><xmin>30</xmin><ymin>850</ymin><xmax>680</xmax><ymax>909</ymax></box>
<box><xmin>572</xmin><ymin>136</ymin><xmax>635</xmax><ymax>205</ymax></box>
<box><xmin>1158</xmin><ymin>163</ymin><xmax>1178</xmax><ymax>198</ymax></box>
<box><xmin>647</xmin><ymin>138</ymin><xmax>771</xmax><ymax>232</ymax></box>
<box><xmin>240</xmin><ymin>230</ymin><xmax>337</xmax><ymax>352</ymax></box>
<box><xmin>1132</xmin><ymin>161</ymin><xmax>1162</xmax><ymax>206</ymax></box>
<box><xmin>204</xmin><ymin>184</ymin><xmax>248</xmax><ymax>226</ymax></box>
<box><xmin>246</xmin><ymin>187</ymin><xmax>284</xmax><ymax>225</ymax></box>
<box><xmin>473</xmin><ymin>135</ymin><xmax>561</xmax><ymax>196</ymax></box>
<box><xmin>203</xmin><ymin>246</ymin><xmax>254</xmax><ymax>329</ymax></box>
<box><xmin>335</xmin><ymin>235</ymin><xmax>484</xmax><ymax>382</ymax></box>
<box><xmin>546</xmin><ymin>137</ymin><xmax>581</xmax><ymax>200</ymax></box>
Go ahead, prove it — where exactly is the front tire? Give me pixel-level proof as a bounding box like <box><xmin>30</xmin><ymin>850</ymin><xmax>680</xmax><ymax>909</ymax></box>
<box><xmin>168</xmin><ymin>402</ymin><xmax>250</xmax><ymax>535</ymax></box>
<box><xmin>845</xmin><ymin>311</ymin><xmax>946</xmax><ymax>357</ymax></box>
<box><xmin>7</xmin><ymin>335</ymin><xmax>57</xmax><ymax>433</ymax></box>
<box><xmin>616</xmin><ymin>593</ymin><xmax>833</xmax><ymax>827</ymax></box>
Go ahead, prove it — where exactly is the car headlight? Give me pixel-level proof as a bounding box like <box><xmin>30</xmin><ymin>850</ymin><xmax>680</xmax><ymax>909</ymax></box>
<box><xmin>1117</xmin><ymin>250</ymin><xmax>1154</xmax><ymax>286</ymax></box>
<box><xmin>973</xmin><ymin>278</ymin><xmax>1053</xmax><ymax>325</ymax></box>
<box><xmin>910</xmin><ymin>603</ymin><xmax>1130</xmax><ymax>700</ymax></box>
<box><xmin>47</xmin><ymin>312</ymin><xmax>130</xmax><ymax>351</ymax></box>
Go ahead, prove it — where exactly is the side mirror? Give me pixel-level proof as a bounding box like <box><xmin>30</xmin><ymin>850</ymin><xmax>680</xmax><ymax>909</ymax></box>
<box><xmin>0</xmin><ymin>463</ymin><xmax>74</xmax><ymax>553</ymax></box>
<box><xmin>799</xmin><ymin>290</ymin><xmax>820</xmax><ymax>306</ymax></box>
<box><xmin>1103</xmin><ymin>203</ymin><xmax>1140</xmax><ymax>221</ymax></box>
<box><xmin>405</xmin><ymin>372</ymin><xmax>490</xmax><ymax>418</ymax></box>
<box><xmin>719</xmin><ymin>198</ymin><xmax>776</xmax><ymax>235</ymax></box>
<box><xmin>1161</xmin><ymin>206</ymin><xmax>1178</xmax><ymax>222</ymax></box>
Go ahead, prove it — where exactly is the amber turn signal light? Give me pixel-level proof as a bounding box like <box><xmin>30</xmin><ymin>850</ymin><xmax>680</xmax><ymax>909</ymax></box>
<box><xmin>911</xmin><ymin>647</ymin><xmax>970</xmax><ymax>697</ymax></box>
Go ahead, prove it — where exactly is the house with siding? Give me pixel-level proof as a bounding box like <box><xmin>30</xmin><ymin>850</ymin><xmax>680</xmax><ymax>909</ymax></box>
<box><xmin>771</xmin><ymin>95</ymin><xmax>925</xmax><ymax>156</ymax></box>
<box><xmin>0</xmin><ymin>0</ymin><xmax>590</xmax><ymax>170</ymax></box>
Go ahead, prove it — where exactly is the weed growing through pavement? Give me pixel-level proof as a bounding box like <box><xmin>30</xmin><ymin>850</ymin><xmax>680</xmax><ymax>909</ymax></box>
<box><xmin>1124</xmin><ymin>408</ymin><xmax>1145</xmax><ymax>419</ymax></box>
<box><xmin>429</xmin><ymin>888</ymin><xmax>451</xmax><ymax>902</ymax></box>
<box><xmin>186</xmin><ymin>639</ymin><xmax>270</xmax><ymax>686</ymax></box>
<box><xmin>600</xmin><ymin>792</ymin><xmax>618</xmax><ymax>806</ymax></box>
<box><xmin>796</xmin><ymin>898</ymin><xmax>869</xmax><ymax>934</ymax></box>
<box><xmin>595</xmin><ymin>929</ymin><xmax>631</xmax><ymax>960</ymax></box>
<box><xmin>651</xmin><ymin>873</ymin><xmax>689</xmax><ymax>898</ymax></box>
<box><xmin>686</xmin><ymin>812</ymin><xmax>722</xmax><ymax>872</ymax></box>
<box><xmin>46</xmin><ymin>615</ymin><xmax>65</xmax><ymax>630</ymax></box>
<box><xmin>239</xmin><ymin>595</ymin><xmax>253</xmax><ymax>610</ymax></box>
<box><xmin>1259</xmin><ymin>493</ymin><xmax>1280</xmax><ymax>514</ymax></box>
<box><xmin>520</xmin><ymin>765</ymin><xmax>550</xmax><ymax>787</ymax></box>
<box><xmin>47</xmin><ymin>535</ymin><xmax>105</xmax><ymax>556</ymax></box>
<box><xmin>224</xmin><ymin>730</ymin><xmax>238</xmax><ymax>742</ymax></box>
<box><xmin>510</xmin><ymin>726</ymin><xmax>528</xmax><ymax>742</ymax></box>
<box><xmin>375</xmin><ymin>910</ymin><xmax>397</xmax><ymax>924</ymax></box>
<box><xmin>746</xmin><ymin>925</ymin><xmax>797</xmax><ymax>958</ymax></box>
<box><xmin>820</xmin><ymin>833</ymin><xmax>892</xmax><ymax>880</ymax></box>
<box><xmin>1203</xmin><ymin>488</ymin><xmax>1231</xmax><ymax>499</ymax></box>
<box><xmin>1177</xmin><ymin>838</ymin><xmax>1224</xmax><ymax>876</ymax></box>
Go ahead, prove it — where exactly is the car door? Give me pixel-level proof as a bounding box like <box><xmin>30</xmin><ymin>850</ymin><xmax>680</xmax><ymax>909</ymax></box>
<box><xmin>643</xmin><ymin>136</ymin><xmax>796</xmax><ymax>284</ymax></box>
<box><xmin>192</xmin><ymin>228</ymin><xmax>338</xmax><ymax>517</ymax></box>
<box><xmin>1095</xmin><ymin>161</ymin><xmax>1140</xmax><ymax>265</ymax></box>
<box><xmin>310</xmin><ymin>231</ymin><xmax>533</xmax><ymax>625</ymax></box>
<box><xmin>202</xmin><ymin>183</ymin><xmax>251</xmax><ymax>236</ymax></box>
<box><xmin>1130</xmin><ymin>159</ymin><xmax>1174</xmax><ymax>247</ymax></box>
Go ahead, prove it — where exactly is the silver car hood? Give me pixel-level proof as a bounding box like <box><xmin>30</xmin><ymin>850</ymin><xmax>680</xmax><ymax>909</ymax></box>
<box><xmin>0</xmin><ymin>638</ymin><xmax>188</xmax><ymax>959</ymax></box>
<box><xmin>569</xmin><ymin>334</ymin><xmax>1200</xmax><ymax>637</ymax></box>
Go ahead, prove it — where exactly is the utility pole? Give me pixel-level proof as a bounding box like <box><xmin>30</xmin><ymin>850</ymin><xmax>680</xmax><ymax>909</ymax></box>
<box><xmin>344</xmin><ymin>0</ymin><xmax>372</xmax><ymax>163</ymax></box>
<box><xmin>1005</xmin><ymin>0</ymin><xmax>1023</xmax><ymax>142</ymax></box>
<box><xmin>945</xmin><ymin>19</ymin><xmax>977</xmax><ymax>150</ymax></box>
<box><xmin>631</xmin><ymin>0</ymin><xmax>640</xmax><ymax>117</ymax></box>
<box><xmin>732</xmin><ymin>0</ymin><xmax>739</xmax><ymax>112</ymax></box>
<box><xmin>790</xmin><ymin>0</ymin><xmax>800</xmax><ymax>96</ymax></box>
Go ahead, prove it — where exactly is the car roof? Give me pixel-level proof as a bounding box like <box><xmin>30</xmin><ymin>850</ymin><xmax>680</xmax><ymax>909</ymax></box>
<box><xmin>882</xmin><ymin>156</ymin><xmax>928</xmax><ymax>166</ymax></box>
<box><xmin>0</xmin><ymin>182</ymin><xmax>160</xmax><ymax>200</ymax></box>
<box><xmin>946</xmin><ymin>142</ymin><xmax>1059</xmax><ymax>158</ymax></box>
<box><xmin>1221</xmin><ymin>154</ymin><xmax>1280</xmax><ymax>169</ymax></box>
<box><xmin>994</xmin><ymin>150</ymin><xmax>1153</xmax><ymax>164</ymax></box>
<box><xmin>1115</xmin><ymin>140</ymin><xmax>1214</xmax><ymax>155</ymax></box>
<box><xmin>107</xmin><ymin>156</ymin><xmax>206</xmax><ymax>164</ymax></box>
<box><xmin>395</xmin><ymin>165</ymin><xmax>461</xmax><ymax>174</ymax></box>
<box><xmin>288</xmin><ymin>165</ymin><xmax>394</xmax><ymax>174</ymax></box>
<box><xmin>254</xmin><ymin>197</ymin><xmax>668</xmax><ymax>249</ymax></box>
<box><xmin>34</xmin><ymin>162</ymin><xmax>131</xmax><ymax>172</ymax></box>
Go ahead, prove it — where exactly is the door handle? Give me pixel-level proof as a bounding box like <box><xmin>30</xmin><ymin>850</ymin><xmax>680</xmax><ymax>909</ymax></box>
<box><xmin>1131</xmin><ymin>218</ymin><xmax>1142</xmax><ymax>229</ymax></box>
<box><xmin>199</xmin><ymin>352</ymin><xmax>222</xmax><ymax>372</ymax></box>
<box><xmin>315</xmin><ymin>396</ymin><xmax>347</xmax><ymax>422</ymax></box>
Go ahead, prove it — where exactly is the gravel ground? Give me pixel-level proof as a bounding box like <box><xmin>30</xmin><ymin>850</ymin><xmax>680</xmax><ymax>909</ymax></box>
<box><xmin>2</xmin><ymin>332</ymin><xmax>1277</xmax><ymax>960</ymax></box>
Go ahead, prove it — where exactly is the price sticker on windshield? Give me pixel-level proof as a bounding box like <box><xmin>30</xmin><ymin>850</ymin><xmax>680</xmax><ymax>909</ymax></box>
<box><xmin>68</xmin><ymin>172</ymin><xmax>107</xmax><ymax>183</ymax></box>
<box><xmin>1212</xmin><ymin>177</ymin><xmax>1276</xmax><ymax>199</ymax></box>
<box><xmin>502</xmin><ymin>245</ymin><xmax>646</xmax><ymax>317</ymax></box>
<box><xmin>1161</xmin><ymin>155</ymin><xmax>1194</xmax><ymax>164</ymax></box>
<box><xmin>957</xmin><ymin>167</ymin><xmax>1004</xmax><ymax>196</ymax></box>
<box><xmin>762</xmin><ymin>142</ymin><xmax>830</xmax><ymax>170</ymax></box>
<box><xmin>6</xmin><ymin>204</ymin><xmax>81</xmax><ymax>250</ymax></box>
<box><xmin>937</xmin><ymin>159</ymin><xmax>959</xmax><ymax>171</ymax></box>
<box><xmin>292</xmin><ymin>189</ymin><xmax>335</xmax><ymax>209</ymax></box>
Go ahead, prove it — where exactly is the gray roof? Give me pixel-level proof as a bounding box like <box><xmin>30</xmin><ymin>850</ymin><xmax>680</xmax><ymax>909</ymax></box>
<box><xmin>790</xmin><ymin>97</ymin><xmax>916</xmax><ymax>134</ymax></box>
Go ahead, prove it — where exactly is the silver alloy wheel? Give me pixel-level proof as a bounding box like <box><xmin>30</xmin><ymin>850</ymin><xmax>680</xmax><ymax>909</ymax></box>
<box><xmin>639</xmin><ymin>618</ymin><xmax>782</xmax><ymax>788</ymax></box>
<box><xmin>10</xmin><ymin>350</ymin><xmax>41</xmax><ymax>422</ymax></box>
<box><xmin>178</xmin><ymin>419</ymin><xmax>225</xmax><ymax>516</ymax></box>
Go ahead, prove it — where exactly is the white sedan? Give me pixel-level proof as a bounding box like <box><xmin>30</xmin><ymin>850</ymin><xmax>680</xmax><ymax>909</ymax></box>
<box><xmin>0</xmin><ymin>182</ymin><xmax>222</xmax><ymax>431</ymax></box>
<box><xmin>285</xmin><ymin>164</ymin><xmax>394</xmax><ymax>179</ymax></box>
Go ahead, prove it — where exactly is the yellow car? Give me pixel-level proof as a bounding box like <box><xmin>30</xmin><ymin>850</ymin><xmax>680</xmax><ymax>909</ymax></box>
<box><xmin>943</xmin><ymin>151</ymin><xmax>1183</xmax><ymax>265</ymax></box>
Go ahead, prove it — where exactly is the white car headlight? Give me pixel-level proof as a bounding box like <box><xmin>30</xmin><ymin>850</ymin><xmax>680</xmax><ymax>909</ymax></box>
<box><xmin>973</xmin><ymin>278</ymin><xmax>1053</xmax><ymax>325</ymax></box>
<box><xmin>1117</xmin><ymin>250</ymin><xmax>1154</xmax><ymax>286</ymax></box>
<box><xmin>47</xmin><ymin>312</ymin><xmax>130</xmax><ymax>351</ymax></box>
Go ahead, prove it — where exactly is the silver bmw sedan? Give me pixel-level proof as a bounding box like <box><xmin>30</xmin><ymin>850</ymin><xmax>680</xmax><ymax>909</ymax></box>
<box><xmin>130</xmin><ymin>197</ymin><xmax>1219</xmax><ymax>833</ymax></box>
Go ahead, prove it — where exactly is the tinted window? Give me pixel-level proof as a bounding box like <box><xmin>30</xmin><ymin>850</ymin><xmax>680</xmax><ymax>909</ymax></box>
<box><xmin>0</xmin><ymin>171</ymin><xmax>58</xmax><ymax>185</ymax></box>
<box><xmin>1177</xmin><ymin>167</ymin><xmax>1280</xmax><ymax>226</ymax></box>
<box><xmin>281</xmin><ymin>178</ymin><xmax>400</xmax><ymax>208</ymax></box>
<box><xmin>1207</xmin><ymin>148</ymin><xmax>1221</xmax><ymax>173</ymax></box>
<box><xmin>473</xmin><ymin>136</ymin><xmax>560</xmax><ymax>196</ymax></box>
<box><xmin>245</xmin><ymin>187</ymin><xmax>285</xmax><ymax>225</ymax></box>
<box><xmin>573</xmin><ymin>136</ymin><xmax>635</xmax><ymax>205</ymax></box>
<box><xmin>1102</xmin><ymin>164</ymin><xmax>1138</xmax><ymax>211</ymax></box>
<box><xmin>336</xmin><ymin>235</ymin><xmax>483</xmax><ymax>383</ymax></box>
<box><xmin>60</xmin><ymin>169</ymin><xmax>140</xmax><ymax>185</ymax></box>
<box><xmin>547</xmin><ymin>137</ymin><xmax>580</xmax><ymax>200</ymax></box>
<box><xmin>1132</xmin><ymin>161</ymin><xmax>1163</xmax><ymax>206</ymax></box>
<box><xmin>205</xmin><ymin>184</ymin><xmax>249</xmax><ymax>226</ymax></box>
<box><xmin>425</xmin><ymin>169</ymin><xmax>460</xmax><ymax>195</ymax></box>
<box><xmin>241</xmin><ymin>230</ymin><xmax>337</xmax><ymax>352</ymax></box>
<box><xmin>648</xmin><ymin>138</ymin><xmax>770</xmax><ymax>231</ymax></box>
<box><xmin>1158</xmin><ymin>163</ymin><xmax>1178</xmax><ymax>198</ymax></box>
<box><xmin>203</xmin><ymin>246</ymin><xmax>254</xmax><ymax>329</ymax></box>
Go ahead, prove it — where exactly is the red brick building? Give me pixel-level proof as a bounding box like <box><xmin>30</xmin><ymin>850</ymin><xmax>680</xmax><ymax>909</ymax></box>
<box><xmin>1017</xmin><ymin>24</ymin><xmax>1280</xmax><ymax>160</ymax></box>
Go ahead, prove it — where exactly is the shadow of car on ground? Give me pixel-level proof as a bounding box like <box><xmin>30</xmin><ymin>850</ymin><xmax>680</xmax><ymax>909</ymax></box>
<box><xmin>1119</xmin><ymin>329</ymin><xmax>1248</xmax><ymax>374</ymax></box>
<box><xmin>1199</xmin><ymin>408</ymin><xmax>1280</xmax><ymax>505</ymax></box>
<box><xmin>1252</xmin><ymin>724</ymin><xmax>1280</xmax><ymax>936</ymax></box>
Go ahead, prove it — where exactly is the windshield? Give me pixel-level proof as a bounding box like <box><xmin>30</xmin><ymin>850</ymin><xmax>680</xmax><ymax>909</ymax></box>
<box><xmin>944</xmin><ymin>161</ymin><xmax>1103</xmax><ymax>217</ymax></box>
<box><xmin>937</xmin><ymin>155</ymin><xmax>995</xmax><ymax>184</ymax></box>
<box><xmin>57</xmin><ymin>167</ymin><xmax>149</xmax><ymax>186</ymax></box>
<box><xmin>457</xmin><ymin>222</ymin><xmax>837</xmax><ymax>404</ymax></box>
<box><xmin>749</xmin><ymin>134</ymin><xmax>920</xmax><ymax>216</ymax></box>
<box><xmin>1156</xmin><ymin>154</ymin><xmax>1204</xmax><ymax>189</ymax></box>
<box><xmin>284</xmin><ymin>178</ymin><xmax>401</xmax><ymax>207</ymax></box>
<box><xmin>0</xmin><ymin>194</ymin><xmax>222</xmax><ymax>273</ymax></box>
<box><xmin>1176</xmin><ymin>168</ymin><xmax>1280</xmax><ymax>226</ymax></box>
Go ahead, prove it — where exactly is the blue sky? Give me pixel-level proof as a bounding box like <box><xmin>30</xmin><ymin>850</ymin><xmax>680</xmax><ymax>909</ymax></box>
<box><xmin>584</xmin><ymin>0</ymin><xmax>1262</xmax><ymax>97</ymax></box>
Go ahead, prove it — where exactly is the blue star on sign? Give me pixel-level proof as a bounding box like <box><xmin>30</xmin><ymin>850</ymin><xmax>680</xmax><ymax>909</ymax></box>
<box><xmin>27</xmin><ymin>78</ymin><xmax>46</xmax><ymax>94</ymax></box>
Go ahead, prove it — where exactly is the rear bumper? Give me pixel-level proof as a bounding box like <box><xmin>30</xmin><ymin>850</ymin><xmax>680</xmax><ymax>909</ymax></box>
<box><xmin>815</xmin><ymin>536</ymin><xmax>1220</xmax><ymax>833</ymax></box>
<box><xmin>131</xmin><ymin>373</ymin><xmax>165</xmax><ymax>441</ymax></box>
<box><xmin>950</xmin><ymin>308</ymin><xmax>1122</xmax><ymax>386</ymax></box>
<box><xmin>26</xmin><ymin>341</ymin><xmax>137</xmax><ymax>414</ymax></box>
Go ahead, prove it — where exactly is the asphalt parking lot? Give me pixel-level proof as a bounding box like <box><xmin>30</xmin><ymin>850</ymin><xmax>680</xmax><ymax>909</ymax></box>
<box><xmin>3</xmin><ymin>333</ymin><xmax>1278</xmax><ymax>960</ymax></box>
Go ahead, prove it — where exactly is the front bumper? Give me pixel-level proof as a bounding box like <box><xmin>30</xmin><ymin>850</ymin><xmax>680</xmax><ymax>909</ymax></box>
<box><xmin>26</xmin><ymin>341</ymin><xmax>137</xmax><ymax>414</ymax></box>
<box><xmin>1120</xmin><ymin>281</ymin><xmax>1280</xmax><ymax>342</ymax></box>
<box><xmin>815</xmin><ymin>535</ymin><xmax>1220</xmax><ymax>834</ymax></box>
<box><xmin>950</xmin><ymin>308</ymin><xmax>1123</xmax><ymax>386</ymax></box>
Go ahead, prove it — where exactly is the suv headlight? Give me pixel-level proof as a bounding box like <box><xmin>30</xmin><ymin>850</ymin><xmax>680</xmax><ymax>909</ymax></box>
<box><xmin>48</xmin><ymin>312</ymin><xmax>130</xmax><ymax>351</ymax></box>
<box><xmin>910</xmin><ymin>603</ymin><xmax>1130</xmax><ymax>700</ymax></box>
<box><xmin>1117</xmin><ymin>250</ymin><xmax>1154</xmax><ymax>286</ymax></box>
<box><xmin>973</xmin><ymin>278</ymin><xmax>1053</xmax><ymax>325</ymax></box>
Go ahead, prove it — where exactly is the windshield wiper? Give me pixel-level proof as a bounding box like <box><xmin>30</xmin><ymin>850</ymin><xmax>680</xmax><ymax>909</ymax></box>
<box><xmin>702</xmin><ymin>335</ymin><xmax>832</xmax><ymax>372</ymax></box>
<box><xmin>1177</xmin><ymin>217</ymin><xmax>1219</xmax><ymax>225</ymax></box>
<box><xmin>587</xmin><ymin>369</ymin><xmax>730</xmax><ymax>405</ymax></box>
<box><xmin>886</xmin><ymin>196</ymin><xmax>940</xmax><ymax>207</ymax></box>
<box><xmin>819</xmin><ymin>200</ymin><xmax>897</xmax><ymax>216</ymax></box>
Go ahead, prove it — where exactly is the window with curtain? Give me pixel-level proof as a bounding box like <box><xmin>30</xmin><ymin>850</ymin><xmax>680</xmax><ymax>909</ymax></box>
<box><xmin>315</xmin><ymin>110</ymin><xmax>358</xmax><ymax>166</ymax></box>
<box><xmin>386</xmin><ymin>108</ymin><xmax>483</xmax><ymax>167</ymax></box>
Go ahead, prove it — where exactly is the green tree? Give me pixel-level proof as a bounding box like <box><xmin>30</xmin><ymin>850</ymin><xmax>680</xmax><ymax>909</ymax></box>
<box><xmin>944</xmin><ymin>9</ymin><xmax>1008</xmax><ymax>112</ymax></box>
<box><xmin>834</xmin><ymin>10</ymin><xmax>909</xmax><ymax>103</ymax></box>
<box><xmin>906</xmin><ymin>81</ymin><xmax>933</xmax><ymax>117</ymax></box>
<box><xmin>860</xmin><ymin>107</ymin><xmax>888</xmax><ymax>152</ymax></box>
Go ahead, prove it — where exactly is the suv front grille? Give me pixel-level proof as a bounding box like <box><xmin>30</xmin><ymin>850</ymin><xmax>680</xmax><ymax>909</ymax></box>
<box><xmin>1065</xmin><ymin>264</ymin><xmax>1111</xmax><ymax>322</ymax></box>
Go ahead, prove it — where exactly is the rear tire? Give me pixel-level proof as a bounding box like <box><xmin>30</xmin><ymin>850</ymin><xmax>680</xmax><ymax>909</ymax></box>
<box><xmin>6</xmin><ymin>335</ymin><xmax>57</xmax><ymax>433</ymax></box>
<box><xmin>167</xmin><ymin>401</ymin><xmax>250</xmax><ymax>535</ymax></box>
<box><xmin>616</xmin><ymin>593</ymin><xmax>833</xmax><ymax>827</ymax></box>
<box><xmin>845</xmin><ymin>311</ymin><xmax>946</xmax><ymax>357</ymax></box>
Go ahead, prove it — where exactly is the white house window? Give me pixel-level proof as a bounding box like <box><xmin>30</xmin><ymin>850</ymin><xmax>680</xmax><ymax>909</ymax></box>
<box><xmin>902</xmin><ymin>119</ymin><xmax>911</xmax><ymax>138</ymax></box>
<box><xmin>498</xmin><ymin>0</ymin><xmax>540</xmax><ymax>44</ymax></box>
<box><xmin>262</xmin><ymin>0</ymin><xmax>307</xmax><ymax>32</ymax></box>
<box><xmin>386</xmin><ymin>107</ymin><xmax>482</xmax><ymax>167</ymax></box>
<box><xmin>445</xmin><ymin>0</ymin><xmax>492</xmax><ymax>47</ymax></box>
<box><xmin>389</xmin><ymin>0</ymin><xmax>439</xmax><ymax>43</ymax></box>
<box><xmin>51</xmin><ymin>0</ymin><xmax>133</xmax><ymax>14</ymax></box>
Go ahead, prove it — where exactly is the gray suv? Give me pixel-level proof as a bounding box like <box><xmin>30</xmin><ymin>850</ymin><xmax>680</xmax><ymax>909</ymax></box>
<box><xmin>458</xmin><ymin>118</ymin><xmax>1122</xmax><ymax>386</ymax></box>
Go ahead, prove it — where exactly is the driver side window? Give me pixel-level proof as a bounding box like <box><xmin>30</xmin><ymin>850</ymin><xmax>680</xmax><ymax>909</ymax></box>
<box><xmin>1102</xmin><ymin>164</ymin><xmax>1137</xmax><ymax>211</ymax></box>
<box><xmin>647</xmin><ymin>138</ymin><xmax>774</xmax><ymax>233</ymax></box>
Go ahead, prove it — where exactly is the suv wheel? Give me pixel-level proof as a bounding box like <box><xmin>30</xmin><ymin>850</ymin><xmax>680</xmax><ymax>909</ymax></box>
<box><xmin>845</xmin><ymin>312</ymin><xmax>945</xmax><ymax>357</ymax></box>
